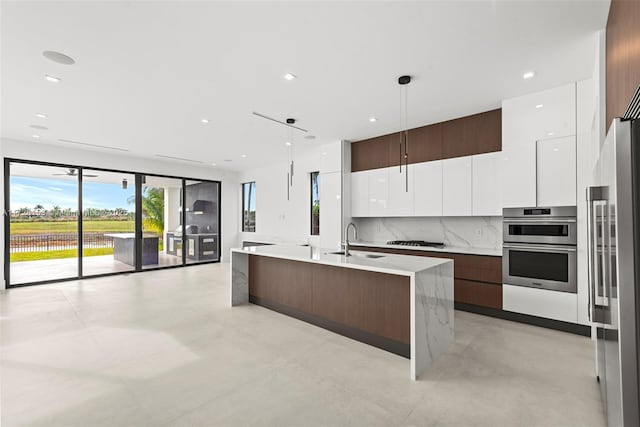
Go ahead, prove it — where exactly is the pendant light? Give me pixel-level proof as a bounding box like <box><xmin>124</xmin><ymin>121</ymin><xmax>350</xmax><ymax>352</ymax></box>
<box><xmin>286</xmin><ymin>118</ymin><xmax>296</xmax><ymax>201</ymax></box>
<box><xmin>398</xmin><ymin>75</ymin><xmax>411</xmax><ymax>192</ymax></box>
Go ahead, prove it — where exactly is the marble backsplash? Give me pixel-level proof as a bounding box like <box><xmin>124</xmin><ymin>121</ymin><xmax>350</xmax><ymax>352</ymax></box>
<box><xmin>352</xmin><ymin>217</ymin><xmax>503</xmax><ymax>250</ymax></box>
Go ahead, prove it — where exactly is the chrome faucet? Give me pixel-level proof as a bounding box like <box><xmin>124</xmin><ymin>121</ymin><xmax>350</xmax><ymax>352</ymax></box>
<box><xmin>344</xmin><ymin>222</ymin><xmax>358</xmax><ymax>256</ymax></box>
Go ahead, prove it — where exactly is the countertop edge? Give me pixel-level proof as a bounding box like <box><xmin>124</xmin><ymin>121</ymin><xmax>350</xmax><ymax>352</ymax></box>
<box><xmin>230</xmin><ymin>247</ymin><xmax>452</xmax><ymax>277</ymax></box>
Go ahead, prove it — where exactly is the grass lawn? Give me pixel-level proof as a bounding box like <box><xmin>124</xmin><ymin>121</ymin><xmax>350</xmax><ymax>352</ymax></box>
<box><xmin>10</xmin><ymin>220</ymin><xmax>135</xmax><ymax>234</ymax></box>
<box><xmin>10</xmin><ymin>247</ymin><xmax>114</xmax><ymax>262</ymax></box>
<box><xmin>10</xmin><ymin>244</ymin><xmax>164</xmax><ymax>262</ymax></box>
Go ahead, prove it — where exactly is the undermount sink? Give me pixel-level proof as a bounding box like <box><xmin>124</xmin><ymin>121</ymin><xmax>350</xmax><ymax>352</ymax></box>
<box><xmin>326</xmin><ymin>251</ymin><xmax>385</xmax><ymax>259</ymax></box>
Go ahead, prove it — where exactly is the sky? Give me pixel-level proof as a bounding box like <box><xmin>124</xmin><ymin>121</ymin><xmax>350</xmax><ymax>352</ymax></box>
<box><xmin>10</xmin><ymin>176</ymin><xmax>135</xmax><ymax>211</ymax></box>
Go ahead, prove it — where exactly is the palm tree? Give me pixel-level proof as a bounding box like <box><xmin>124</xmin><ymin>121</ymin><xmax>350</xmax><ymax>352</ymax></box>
<box><xmin>128</xmin><ymin>187</ymin><xmax>164</xmax><ymax>235</ymax></box>
<box><xmin>52</xmin><ymin>205</ymin><xmax>61</xmax><ymax>218</ymax></box>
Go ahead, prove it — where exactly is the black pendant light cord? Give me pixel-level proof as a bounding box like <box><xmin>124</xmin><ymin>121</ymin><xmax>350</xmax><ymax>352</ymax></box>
<box><xmin>399</xmin><ymin>75</ymin><xmax>411</xmax><ymax>192</ymax></box>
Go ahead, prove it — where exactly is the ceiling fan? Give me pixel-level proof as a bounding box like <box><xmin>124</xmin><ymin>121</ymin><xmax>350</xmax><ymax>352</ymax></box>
<box><xmin>52</xmin><ymin>168</ymin><xmax>98</xmax><ymax>178</ymax></box>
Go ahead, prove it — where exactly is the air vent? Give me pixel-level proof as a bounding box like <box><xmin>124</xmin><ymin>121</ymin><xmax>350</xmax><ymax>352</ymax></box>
<box><xmin>58</xmin><ymin>139</ymin><xmax>129</xmax><ymax>151</ymax></box>
<box><xmin>155</xmin><ymin>154</ymin><xmax>204</xmax><ymax>164</ymax></box>
<box><xmin>252</xmin><ymin>112</ymin><xmax>308</xmax><ymax>132</ymax></box>
<box><xmin>623</xmin><ymin>85</ymin><xmax>640</xmax><ymax>120</ymax></box>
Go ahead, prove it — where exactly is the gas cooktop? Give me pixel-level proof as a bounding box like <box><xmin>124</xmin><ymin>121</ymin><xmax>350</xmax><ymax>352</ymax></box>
<box><xmin>386</xmin><ymin>240</ymin><xmax>445</xmax><ymax>248</ymax></box>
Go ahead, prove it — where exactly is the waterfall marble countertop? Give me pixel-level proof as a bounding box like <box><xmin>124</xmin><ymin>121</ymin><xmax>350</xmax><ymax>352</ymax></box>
<box><xmin>349</xmin><ymin>241</ymin><xmax>503</xmax><ymax>257</ymax></box>
<box><xmin>230</xmin><ymin>244</ymin><xmax>454</xmax><ymax>380</ymax></box>
<box><xmin>233</xmin><ymin>244</ymin><xmax>452</xmax><ymax>276</ymax></box>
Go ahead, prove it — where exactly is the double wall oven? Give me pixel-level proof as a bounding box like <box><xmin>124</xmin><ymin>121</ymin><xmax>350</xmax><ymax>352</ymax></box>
<box><xmin>502</xmin><ymin>206</ymin><xmax>577</xmax><ymax>293</ymax></box>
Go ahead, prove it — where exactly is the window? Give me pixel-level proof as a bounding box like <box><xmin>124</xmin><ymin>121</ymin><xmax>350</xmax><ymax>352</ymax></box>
<box><xmin>242</xmin><ymin>182</ymin><xmax>256</xmax><ymax>232</ymax></box>
<box><xmin>5</xmin><ymin>159</ymin><xmax>221</xmax><ymax>287</ymax></box>
<box><xmin>310</xmin><ymin>172</ymin><xmax>320</xmax><ymax>235</ymax></box>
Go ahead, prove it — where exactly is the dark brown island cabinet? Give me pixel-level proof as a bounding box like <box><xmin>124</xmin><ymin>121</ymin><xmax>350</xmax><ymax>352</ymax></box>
<box><xmin>351</xmin><ymin>246</ymin><xmax>502</xmax><ymax>311</ymax></box>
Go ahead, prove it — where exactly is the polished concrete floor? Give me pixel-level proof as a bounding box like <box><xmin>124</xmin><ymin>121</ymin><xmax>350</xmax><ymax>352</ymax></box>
<box><xmin>0</xmin><ymin>263</ymin><xmax>605</xmax><ymax>426</ymax></box>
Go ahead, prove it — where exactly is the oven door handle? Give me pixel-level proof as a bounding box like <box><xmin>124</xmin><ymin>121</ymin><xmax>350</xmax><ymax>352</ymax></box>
<box><xmin>503</xmin><ymin>218</ymin><xmax>577</xmax><ymax>223</ymax></box>
<box><xmin>502</xmin><ymin>243</ymin><xmax>576</xmax><ymax>253</ymax></box>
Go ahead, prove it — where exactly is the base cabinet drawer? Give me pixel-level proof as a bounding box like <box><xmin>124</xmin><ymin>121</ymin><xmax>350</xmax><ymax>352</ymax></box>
<box><xmin>502</xmin><ymin>284</ymin><xmax>577</xmax><ymax>323</ymax></box>
<box><xmin>352</xmin><ymin>246</ymin><xmax>502</xmax><ymax>309</ymax></box>
<box><xmin>454</xmin><ymin>279</ymin><xmax>502</xmax><ymax>309</ymax></box>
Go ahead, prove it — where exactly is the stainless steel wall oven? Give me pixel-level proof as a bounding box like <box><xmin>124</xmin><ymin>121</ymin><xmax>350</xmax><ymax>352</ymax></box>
<box><xmin>503</xmin><ymin>206</ymin><xmax>577</xmax><ymax>293</ymax></box>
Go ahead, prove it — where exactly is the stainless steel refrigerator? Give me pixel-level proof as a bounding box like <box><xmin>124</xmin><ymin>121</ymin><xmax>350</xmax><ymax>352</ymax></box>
<box><xmin>587</xmin><ymin>118</ymin><xmax>640</xmax><ymax>426</ymax></box>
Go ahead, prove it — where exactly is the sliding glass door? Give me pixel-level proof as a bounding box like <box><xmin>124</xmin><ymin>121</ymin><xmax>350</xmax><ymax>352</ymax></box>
<box><xmin>142</xmin><ymin>175</ymin><xmax>183</xmax><ymax>269</ymax></box>
<box><xmin>8</xmin><ymin>162</ymin><xmax>79</xmax><ymax>285</ymax></box>
<box><xmin>185</xmin><ymin>180</ymin><xmax>220</xmax><ymax>264</ymax></box>
<box><xmin>5</xmin><ymin>159</ymin><xmax>221</xmax><ymax>287</ymax></box>
<box><xmin>81</xmin><ymin>169</ymin><xmax>136</xmax><ymax>276</ymax></box>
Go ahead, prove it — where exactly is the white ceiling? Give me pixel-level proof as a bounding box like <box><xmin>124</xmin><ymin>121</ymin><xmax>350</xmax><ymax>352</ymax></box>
<box><xmin>0</xmin><ymin>1</ymin><xmax>610</xmax><ymax>172</ymax></box>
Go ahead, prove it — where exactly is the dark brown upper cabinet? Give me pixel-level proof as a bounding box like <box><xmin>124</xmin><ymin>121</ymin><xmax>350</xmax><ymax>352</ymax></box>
<box><xmin>351</xmin><ymin>132</ymin><xmax>401</xmax><ymax>172</ymax></box>
<box><xmin>351</xmin><ymin>108</ymin><xmax>501</xmax><ymax>172</ymax></box>
<box><xmin>408</xmin><ymin>122</ymin><xmax>443</xmax><ymax>163</ymax></box>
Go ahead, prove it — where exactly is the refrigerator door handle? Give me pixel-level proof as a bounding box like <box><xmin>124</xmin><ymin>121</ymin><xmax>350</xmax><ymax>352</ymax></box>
<box><xmin>587</xmin><ymin>186</ymin><xmax>609</xmax><ymax>324</ymax></box>
<box><xmin>587</xmin><ymin>187</ymin><xmax>596</xmax><ymax>322</ymax></box>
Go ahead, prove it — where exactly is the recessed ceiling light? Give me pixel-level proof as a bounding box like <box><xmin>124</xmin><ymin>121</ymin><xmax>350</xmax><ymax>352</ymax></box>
<box><xmin>35</xmin><ymin>113</ymin><xmax>48</xmax><ymax>118</ymax></box>
<box><xmin>285</xmin><ymin>142</ymin><xmax>292</xmax><ymax>146</ymax></box>
<box><xmin>369</xmin><ymin>117</ymin><xmax>378</xmax><ymax>122</ymax></box>
<box><xmin>201</xmin><ymin>118</ymin><xmax>209</xmax><ymax>124</ymax></box>
<box><xmin>45</xmin><ymin>74</ymin><xmax>61</xmax><ymax>83</ymax></box>
<box><xmin>547</xmin><ymin>132</ymin><xmax>555</xmax><ymax>136</ymax></box>
<box><xmin>523</xmin><ymin>71</ymin><xmax>536</xmax><ymax>79</ymax></box>
<box><xmin>32</xmin><ymin>134</ymin><xmax>40</xmax><ymax>139</ymax></box>
<box><xmin>535</xmin><ymin>104</ymin><xmax>544</xmax><ymax>109</ymax></box>
<box><xmin>30</xmin><ymin>124</ymin><xmax>48</xmax><ymax>130</ymax></box>
<box><xmin>241</xmin><ymin>154</ymin><xmax>247</xmax><ymax>158</ymax></box>
<box><xmin>322</xmin><ymin>152</ymin><xmax>327</xmax><ymax>156</ymax></box>
<box><xmin>284</xmin><ymin>73</ymin><xmax>297</xmax><ymax>81</ymax></box>
<box><xmin>43</xmin><ymin>50</ymin><xmax>75</xmax><ymax>65</ymax></box>
<box><xmin>211</xmin><ymin>162</ymin><xmax>217</xmax><ymax>166</ymax></box>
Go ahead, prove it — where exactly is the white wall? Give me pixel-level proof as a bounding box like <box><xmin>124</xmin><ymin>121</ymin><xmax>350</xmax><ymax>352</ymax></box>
<box><xmin>237</xmin><ymin>140</ymin><xmax>342</xmax><ymax>249</ymax></box>
<box><xmin>1</xmin><ymin>137</ymin><xmax>241</xmax><ymax>289</ymax></box>
<box><xmin>164</xmin><ymin>188</ymin><xmax>181</xmax><ymax>235</ymax></box>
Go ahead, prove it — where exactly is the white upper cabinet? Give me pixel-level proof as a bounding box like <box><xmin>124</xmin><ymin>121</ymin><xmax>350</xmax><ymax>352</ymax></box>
<box><xmin>387</xmin><ymin>166</ymin><xmax>414</xmax><ymax>216</ymax></box>
<box><xmin>413</xmin><ymin>160</ymin><xmax>443</xmax><ymax>216</ymax></box>
<box><xmin>442</xmin><ymin>156</ymin><xmax>472</xmax><ymax>216</ymax></box>
<box><xmin>472</xmin><ymin>152</ymin><xmax>503</xmax><ymax>216</ymax></box>
<box><xmin>501</xmin><ymin>142</ymin><xmax>537</xmax><ymax>208</ymax></box>
<box><xmin>368</xmin><ymin>168</ymin><xmax>389</xmax><ymax>217</ymax></box>
<box><xmin>536</xmin><ymin>136</ymin><xmax>577</xmax><ymax>207</ymax></box>
<box><xmin>351</xmin><ymin>170</ymin><xmax>369</xmax><ymax>217</ymax></box>
<box><xmin>319</xmin><ymin>171</ymin><xmax>342</xmax><ymax>250</ymax></box>
<box><xmin>502</xmin><ymin>82</ymin><xmax>576</xmax><ymax>208</ymax></box>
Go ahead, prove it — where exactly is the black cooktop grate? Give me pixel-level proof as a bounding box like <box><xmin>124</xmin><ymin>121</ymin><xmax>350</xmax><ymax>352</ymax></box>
<box><xmin>386</xmin><ymin>240</ymin><xmax>445</xmax><ymax>248</ymax></box>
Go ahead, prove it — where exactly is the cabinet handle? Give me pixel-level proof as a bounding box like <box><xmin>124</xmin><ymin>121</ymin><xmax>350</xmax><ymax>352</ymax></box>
<box><xmin>399</xmin><ymin>139</ymin><xmax>402</xmax><ymax>172</ymax></box>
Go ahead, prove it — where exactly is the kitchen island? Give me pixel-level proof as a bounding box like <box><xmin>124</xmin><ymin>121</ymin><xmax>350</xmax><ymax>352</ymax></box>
<box><xmin>230</xmin><ymin>244</ymin><xmax>453</xmax><ymax>380</ymax></box>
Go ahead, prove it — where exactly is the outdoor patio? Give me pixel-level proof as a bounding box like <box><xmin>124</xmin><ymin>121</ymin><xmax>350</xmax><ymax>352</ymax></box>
<box><xmin>9</xmin><ymin>253</ymin><xmax>183</xmax><ymax>285</ymax></box>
